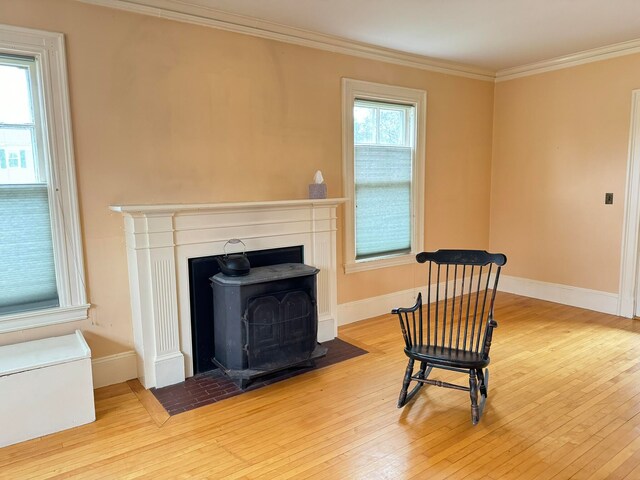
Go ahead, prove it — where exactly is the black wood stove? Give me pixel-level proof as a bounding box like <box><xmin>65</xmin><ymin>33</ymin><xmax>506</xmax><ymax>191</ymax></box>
<box><xmin>210</xmin><ymin>263</ymin><xmax>327</xmax><ymax>388</ymax></box>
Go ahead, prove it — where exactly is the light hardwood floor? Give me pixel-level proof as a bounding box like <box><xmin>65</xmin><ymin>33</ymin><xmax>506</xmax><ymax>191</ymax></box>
<box><xmin>3</xmin><ymin>292</ymin><xmax>640</xmax><ymax>479</ymax></box>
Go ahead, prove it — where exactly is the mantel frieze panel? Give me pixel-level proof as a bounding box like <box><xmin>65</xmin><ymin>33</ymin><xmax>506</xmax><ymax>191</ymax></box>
<box><xmin>173</xmin><ymin>209</ymin><xmax>314</xmax><ymax>231</ymax></box>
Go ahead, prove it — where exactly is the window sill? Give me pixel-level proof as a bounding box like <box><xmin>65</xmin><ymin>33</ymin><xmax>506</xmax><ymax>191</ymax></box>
<box><xmin>344</xmin><ymin>253</ymin><xmax>417</xmax><ymax>274</ymax></box>
<box><xmin>0</xmin><ymin>304</ymin><xmax>90</xmax><ymax>334</ymax></box>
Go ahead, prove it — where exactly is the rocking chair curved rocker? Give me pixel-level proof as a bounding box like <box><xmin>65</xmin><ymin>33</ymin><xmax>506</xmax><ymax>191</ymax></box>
<box><xmin>392</xmin><ymin>249</ymin><xmax>507</xmax><ymax>425</ymax></box>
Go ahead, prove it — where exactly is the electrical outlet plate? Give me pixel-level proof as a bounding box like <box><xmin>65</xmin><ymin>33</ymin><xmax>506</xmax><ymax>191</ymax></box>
<box><xmin>605</xmin><ymin>193</ymin><xmax>614</xmax><ymax>205</ymax></box>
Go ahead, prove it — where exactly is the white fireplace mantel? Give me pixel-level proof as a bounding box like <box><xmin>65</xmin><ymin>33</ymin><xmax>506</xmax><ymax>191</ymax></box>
<box><xmin>110</xmin><ymin>198</ymin><xmax>346</xmax><ymax>389</ymax></box>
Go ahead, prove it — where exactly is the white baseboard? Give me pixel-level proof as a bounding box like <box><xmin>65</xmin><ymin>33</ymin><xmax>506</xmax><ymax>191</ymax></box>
<box><xmin>337</xmin><ymin>275</ymin><xmax>620</xmax><ymax>326</ymax></box>
<box><xmin>497</xmin><ymin>275</ymin><xmax>619</xmax><ymax>315</ymax></box>
<box><xmin>338</xmin><ymin>287</ymin><xmax>424</xmax><ymax>325</ymax></box>
<box><xmin>318</xmin><ymin>315</ymin><xmax>337</xmax><ymax>342</ymax></box>
<box><xmin>91</xmin><ymin>350</ymin><xmax>138</xmax><ymax>389</ymax></box>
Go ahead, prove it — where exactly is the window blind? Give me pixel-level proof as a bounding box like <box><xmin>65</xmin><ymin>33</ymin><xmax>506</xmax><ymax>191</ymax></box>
<box><xmin>0</xmin><ymin>184</ymin><xmax>58</xmax><ymax>315</ymax></box>
<box><xmin>354</xmin><ymin>145</ymin><xmax>412</xmax><ymax>259</ymax></box>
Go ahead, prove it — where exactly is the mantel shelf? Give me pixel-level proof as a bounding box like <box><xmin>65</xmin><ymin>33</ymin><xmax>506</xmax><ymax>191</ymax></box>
<box><xmin>110</xmin><ymin>198</ymin><xmax>347</xmax><ymax>215</ymax></box>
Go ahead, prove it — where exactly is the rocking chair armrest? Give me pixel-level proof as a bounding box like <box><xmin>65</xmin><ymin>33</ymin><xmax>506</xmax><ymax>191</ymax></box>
<box><xmin>391</xmin><ymin>292</ymin><xmax>423</xmax><ymax>315</ymax></box>
<box><xmin>481</xmin><ymin>316</ymin><xmax>498</xmax><ymax>359</ymax></box>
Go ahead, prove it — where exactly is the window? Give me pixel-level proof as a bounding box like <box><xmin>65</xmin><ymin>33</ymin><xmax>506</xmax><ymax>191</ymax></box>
<box><xmin>0</xmin><ymin>24</ymin><xmax>88</xmax><ymax>332</ymax></box>
<box><xmin>342</xmin><ymin>79</ymin><xmax>426</xmax><ymax>273</ymax></box>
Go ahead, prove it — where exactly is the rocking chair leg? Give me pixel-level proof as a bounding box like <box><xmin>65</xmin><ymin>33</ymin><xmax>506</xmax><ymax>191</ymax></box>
<box><xmin>398</xmin><ymin>358</ymin><xmax>415</xmax><ymax>407</ymax></box>
<box><xmin>419</xmin><ymin>364</ymin><xmax>433</xmax><ymax>383</ymax></box>
<box><xmin>398</xmin><ymin>360</ymin><xmax>430</xmax><ymax>408</ymax></box>
<box><xmin>477</xmin><ymin>368</ymin><xmax>489</xmax><ymax>421</ymax></box>
<box><xmin>469</xmin><ymin>369</ymin><xmax>480</xmax><ymax>425</ymax></box>
<box><xmin>418</xmin><ymin>361</ymin><xmax>427</xmax><ymax>378</ymax></box>
<box><xmin>477</xmin><ymin>368</ymin><xmax>487</xmax><ymax>397</ymax></box>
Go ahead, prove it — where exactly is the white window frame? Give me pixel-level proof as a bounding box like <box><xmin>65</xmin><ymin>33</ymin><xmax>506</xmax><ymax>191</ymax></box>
<box><xmin>0</xmin><ymin>24</ymin><xmax>88</xmax><ymax>332</ymax></box>
<box><xmin>342</xmin><ymin>78</ymin><xmax>426</xmax><ymax>273</ymax></box>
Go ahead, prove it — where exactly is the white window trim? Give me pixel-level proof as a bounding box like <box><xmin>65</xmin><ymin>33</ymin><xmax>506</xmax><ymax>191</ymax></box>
<box><xmin>342</xmin><ymin>78</ymin><xmax>426</xmax><ymax>274</ymax></box>
<box><xmin>0</xmin><ymin>24</ymin><xmax>88</xmax><ymax>333</ymax></box>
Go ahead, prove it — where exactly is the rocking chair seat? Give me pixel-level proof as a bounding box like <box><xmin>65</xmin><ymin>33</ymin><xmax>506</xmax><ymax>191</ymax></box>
<box><xmin>406</xmin><ymin>346</ymin><xmax>490</xmax><ymax>370</ymax></box>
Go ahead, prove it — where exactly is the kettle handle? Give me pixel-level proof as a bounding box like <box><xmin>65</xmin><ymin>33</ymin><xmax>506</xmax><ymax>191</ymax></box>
<box><xmin>223</xmin><ymin>238</ymin><xmax>247</xmax><ymax>257</ymax></box>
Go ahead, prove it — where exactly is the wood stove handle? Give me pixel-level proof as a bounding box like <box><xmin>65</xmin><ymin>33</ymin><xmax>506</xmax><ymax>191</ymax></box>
<box><xmin>241</xmin><ymin>315</ymin><xmax>249</xmax><ymax>352</ymax></box>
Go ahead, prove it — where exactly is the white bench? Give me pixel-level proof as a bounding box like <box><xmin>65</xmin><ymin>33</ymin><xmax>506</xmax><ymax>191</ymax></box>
<box><xmin>0</xmin><ymin>330</ymin><xmax>95</xmax><ymax>448</ymax></box>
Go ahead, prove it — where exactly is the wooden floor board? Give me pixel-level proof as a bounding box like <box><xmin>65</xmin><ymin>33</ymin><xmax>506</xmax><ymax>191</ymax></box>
<box><xmin>3</xmin><ymin>292</ymin><xmax>640</xmax><ymax>478</ymax></box>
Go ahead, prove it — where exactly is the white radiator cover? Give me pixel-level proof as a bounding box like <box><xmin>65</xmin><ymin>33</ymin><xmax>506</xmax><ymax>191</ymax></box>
<box><xmin>0</xmin><ymin>330</ymin><xmax>95</xmax><ymax>448</ymax></box>
<box><xmin>111</xmin><ymin>198</ymin><xmax>346</xmax><ymax>389</ymax></box>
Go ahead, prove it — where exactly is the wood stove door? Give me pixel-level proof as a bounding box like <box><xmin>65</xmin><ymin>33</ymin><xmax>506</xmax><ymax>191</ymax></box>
<box><xmin>281</xmin><ymin>291</ymin><xmax>316</xmax><ymax>351</ymax></box>
<box><xmin>244</xmin><ymin>290</ymin><xmax>316</xmax><ymax>371</ymax></box>
<box><xmin>244</xmin><ymin>296</ymin><xmax>280</xmax><ymax>370</ymax></box>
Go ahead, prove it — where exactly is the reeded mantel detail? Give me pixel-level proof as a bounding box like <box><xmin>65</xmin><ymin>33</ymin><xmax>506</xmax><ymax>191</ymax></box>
<box><xmin>110</xmin><ymin>199</ymin><xmax>346</xmax><ymax>388</ymax></box>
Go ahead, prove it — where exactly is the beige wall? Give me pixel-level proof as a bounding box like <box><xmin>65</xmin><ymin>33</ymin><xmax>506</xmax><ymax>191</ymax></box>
<box><xmin>491</xmin><ymin>56</ymin><xmax>640</xmax><ymax>293</ymax></box>
<box><xmin>0</xmin><ymin>0</ymin><xmax>494</xmax><ymax>356</ymax></box>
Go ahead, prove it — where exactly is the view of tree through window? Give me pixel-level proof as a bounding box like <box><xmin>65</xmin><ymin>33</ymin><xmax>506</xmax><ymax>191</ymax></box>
<box><xmin>354</xmin><ymin>102</ymin><xmax>408</xmax><ymax>146</ymax></box>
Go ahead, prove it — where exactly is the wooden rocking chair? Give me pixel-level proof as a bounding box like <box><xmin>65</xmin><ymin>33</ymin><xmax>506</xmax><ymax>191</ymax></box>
<box><xmin>392</xmin><ymin>249</ymin><xmax>507</xmax><ymax>425</ymax></box>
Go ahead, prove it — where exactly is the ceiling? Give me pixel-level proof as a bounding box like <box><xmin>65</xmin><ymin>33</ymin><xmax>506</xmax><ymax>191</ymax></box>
<box><xmin>162</xmin><ymin>0</ymin><xmax>640</xmax><ymax>72</ymax></box>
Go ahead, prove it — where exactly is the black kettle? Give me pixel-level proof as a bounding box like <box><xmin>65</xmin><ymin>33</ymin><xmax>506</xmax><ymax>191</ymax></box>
<box><xmin>216</xmin><ymin>239</ymin><xmax>251</xmax><ymax>276</ymax></box>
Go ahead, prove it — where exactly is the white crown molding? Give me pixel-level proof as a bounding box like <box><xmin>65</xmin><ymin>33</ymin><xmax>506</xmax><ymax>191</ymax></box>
<box><xmin>76</xmin><ymin>0</ymin><xmax>495</xmax><ymax>82</ymax></box>
<box><xmin>75</xmin><ymin>3</ymin><xmax>640</xmax><ymax>84</ymax></box>
<box><xmin>496</xmin><ymin>38</ymin><xmax>640</xmax><ymax>82</ymax></box>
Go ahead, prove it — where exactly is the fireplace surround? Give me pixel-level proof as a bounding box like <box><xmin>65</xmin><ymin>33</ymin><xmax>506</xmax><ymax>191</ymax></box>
<box><xmin>110</xmin><ymin>199</ymin><xmax>346</xmax><ymax>388</ymax></box>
